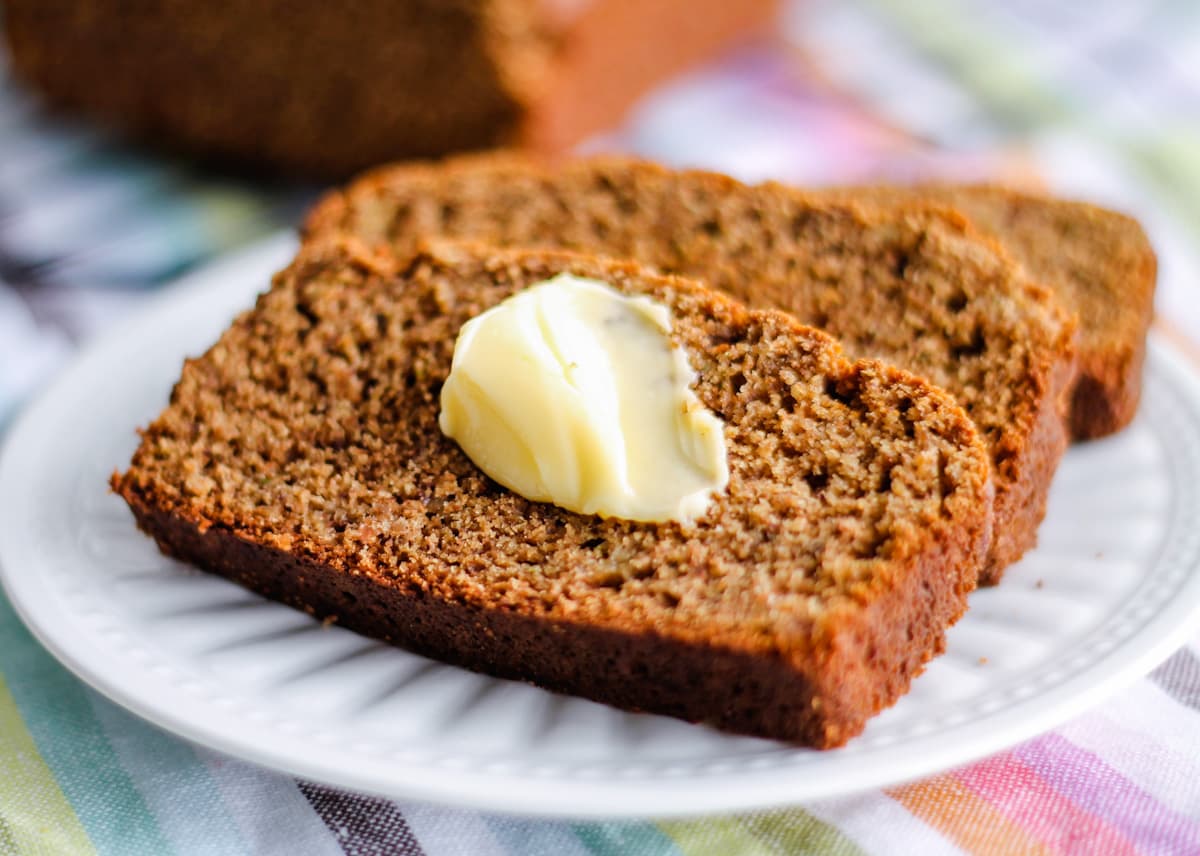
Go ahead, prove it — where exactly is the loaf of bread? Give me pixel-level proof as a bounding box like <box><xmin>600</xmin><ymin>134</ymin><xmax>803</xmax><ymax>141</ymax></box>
<box><xmin>303</xmin><ymin>153</ymin><xmax>1076</xmax><ymax>582</ymax></box>
<box><xmin>3</xmin><ymin>0</ymin><xmax>776</xmax><ymax>176</ymax></box>
<box><xmin>112</xmin><ymin>239</ymin><xmax>993</xmax><ymax>747</ymax></box>
<box><xmin>866</xmin><ymin>186</ymin><xmax>1155</xmax><ymax>440</ymax></box>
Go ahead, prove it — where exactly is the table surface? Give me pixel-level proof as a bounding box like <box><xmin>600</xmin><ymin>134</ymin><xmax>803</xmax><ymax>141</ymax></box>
<box><xmin>2</xmin><ymin>1</ymin><xmax>1200</xmax><ymax>853</ymax></box>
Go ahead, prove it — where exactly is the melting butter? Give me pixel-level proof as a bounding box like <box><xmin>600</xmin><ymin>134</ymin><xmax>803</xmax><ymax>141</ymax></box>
<box><xmin>438</xmin><ymin>273</ymin><xmax>728</xmax><ymax>522</ymax></box>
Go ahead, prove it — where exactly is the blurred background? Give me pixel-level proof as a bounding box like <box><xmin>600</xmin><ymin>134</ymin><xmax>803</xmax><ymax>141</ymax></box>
<box><xmin>2</xmin><ymin>0</ymin><xmax>1198</xmax><ymax>429</ymax></box>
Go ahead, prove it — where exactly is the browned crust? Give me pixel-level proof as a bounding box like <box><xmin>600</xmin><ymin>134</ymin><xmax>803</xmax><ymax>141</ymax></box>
<box><xmin>1069</xmin><ymin>342</ymin><xmax>1146</xmax><ymax>440</ymax></box>
<box><xmin>5</xmin><ymin>0</ymin><xmax>549</xmax><ymax>176</ymax></box>
<box><xmin>300</xmin><ymin>151</ymin><xmax>548</xmax><ymax>237</ymax></box>
<box><xmin>111</xmin><ymin>241</ymin><xmax>992</xmax><ymax>747</ymax></box>
<box><xmin>301</xmin><ymin>153</ymin><xmax>1075</xmax><ymax>583</ymax></box>
<box><xmin>116</xmin><ymin>469</ymin><xmax>981</xmax><ymax>749</ymax></box>
<box><xmin>4</xmin><ymin>0</ymin><xmax>776</xmax><ymax>177</ymax></box>
<box><xmin>517</xmin><ymin>0</ymin><xmax>778</xmax><ymax>152</ymax></box>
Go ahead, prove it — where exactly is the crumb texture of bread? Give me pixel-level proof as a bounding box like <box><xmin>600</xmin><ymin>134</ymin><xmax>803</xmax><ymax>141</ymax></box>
<box><xmin>820</xmin><ymin>185</ymin><xmax>1157</xmax><ymax>440</ymax></box>
<box><xmin>916</xmin><ymin>187</ymin><xmax>1156</xmax><ymax>440</ymax></box>
<box><xmin>302</xmin><ymin>154</ymin><xmax>1075</xmax><ymax>581</ymax></box>
<box><xmin>113</xmin><ymin>241</ymin><xmax>992</xmax><ymax>747</ymax></box>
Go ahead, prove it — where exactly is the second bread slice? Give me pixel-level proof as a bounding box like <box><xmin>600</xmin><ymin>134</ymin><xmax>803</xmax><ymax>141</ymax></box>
<box><xmin>113</xmin><ymin>240</ymin><xmax>993</xmax><ymax>747</ymax></box>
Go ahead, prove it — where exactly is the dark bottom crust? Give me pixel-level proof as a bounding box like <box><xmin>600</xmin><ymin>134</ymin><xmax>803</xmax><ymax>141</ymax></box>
<box><xmin>1069</xmin><ymin>350</ymin><xmax>1143</xmax><ymax>442</ymax></box>
<box><xmin>120</xmin><ymin>491</ymin><xmax>978</xmax><ymax>749</ymax></box>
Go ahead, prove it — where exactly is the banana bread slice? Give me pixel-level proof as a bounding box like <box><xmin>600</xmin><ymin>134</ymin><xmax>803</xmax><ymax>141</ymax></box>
<box><xmin>302</xmin><ymin>153</ymin><xmax>1075</xmax><ymax>582</ymax></box>
<box><xmin>112</xmin><ymin>240</ymin><xmax>993</xmax><ymax>748</ymax></box>
<box><xmin>861</xmin><ymin>186</ymin><xmax>1155</xmax><ymax>440</ymax></box>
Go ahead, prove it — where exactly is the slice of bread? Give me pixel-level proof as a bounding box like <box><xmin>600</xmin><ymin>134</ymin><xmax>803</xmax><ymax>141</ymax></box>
<box><xmin>303</xmin><ymin>153</ymin><xmax>1075</xmax><ymax>582</ymax></box>
<box><xmin>112</xmin><ymin>240</ymin><xmax>993</xmax><ymax>748</ymax></box>
<box><xmin>857</xmin><ymin>186</ymin><xmax>1155</xmax><ymax>440</ymax></box>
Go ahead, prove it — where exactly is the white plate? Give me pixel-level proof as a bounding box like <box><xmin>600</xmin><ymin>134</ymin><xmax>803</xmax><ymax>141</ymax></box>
<box><xmin>3</xmin><ymin>232</ymin><xmax>1200</xmax><ymax>819</ymax></box>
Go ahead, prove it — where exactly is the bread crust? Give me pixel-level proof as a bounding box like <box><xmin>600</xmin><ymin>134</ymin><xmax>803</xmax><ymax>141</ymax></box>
<box><xmin>118</xmin><ymin>490</ymin><xmax>981</xmax><ymax>748</ymax></box>
<box><xmin>112</xmin><ymin>241</ymin><xmax>992</xmax><ymax>747</ymax></box>
<box><xmin>4</xmin><ymin>0</ymin><xmax>776</xmax><ymax>176</ymax></box>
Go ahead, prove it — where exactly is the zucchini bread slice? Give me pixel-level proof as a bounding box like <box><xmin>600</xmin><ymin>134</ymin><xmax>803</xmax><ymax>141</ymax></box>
<box><xmin>113</xmin><ymin>240</ymin><xmax>992</xmax><ymax>748</ymax></box>
<box><xmin>303</xmin><ymin>153</ymin><xmax>1074</xmax><ymax>581</ymax></box>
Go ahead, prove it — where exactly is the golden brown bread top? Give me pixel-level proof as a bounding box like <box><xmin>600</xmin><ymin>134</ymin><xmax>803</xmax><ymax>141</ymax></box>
<box><xmin>113</xmin><ymin>240</ymin><xmax>992</xmax><ymax>655</ymax></box>
<box><xmin>5</xmin><ymin>0</ymin><xmax>777</xmax><ymax>176</ymax></box>
<box><xmin>5</xmin><ymin>0</ymin><xmax>552</xmax><ymax>176</ymax></box>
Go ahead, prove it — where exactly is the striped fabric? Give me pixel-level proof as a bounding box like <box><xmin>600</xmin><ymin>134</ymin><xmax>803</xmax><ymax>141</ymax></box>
<box><xmin>2</xmin><ymin>1</ymin><xmax>1200</xmax><ymax>853</ymax></box>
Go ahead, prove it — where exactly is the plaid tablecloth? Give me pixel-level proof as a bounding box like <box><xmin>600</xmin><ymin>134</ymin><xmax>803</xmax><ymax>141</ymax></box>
<box><xmin>2</xmin><ymin>1</ymin><xmax>1200</xmax><ymax>853</ymax></box>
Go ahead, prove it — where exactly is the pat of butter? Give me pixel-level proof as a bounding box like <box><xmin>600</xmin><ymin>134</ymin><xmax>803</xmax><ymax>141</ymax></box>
<box><xmin>438</xmin><ymin>274</ymin><xmax>728</xmax><ymax>522</ymax></box>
